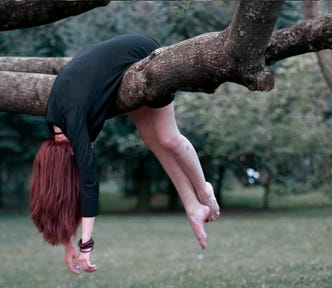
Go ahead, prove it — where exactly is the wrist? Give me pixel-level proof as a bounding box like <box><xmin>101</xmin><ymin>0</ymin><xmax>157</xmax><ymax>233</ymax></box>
<box><xmin>78</xmin><ymin>237</ymin><xmax>95</xmax><ymax>253</ymax></box>
<box><xmin>63</xmin><ymin>235</ymin><xmax>75</xmax><ymax>247</ymax></box>
<box><xmin>81</xmin><ymin>235</ymin><xmax>92</xmax><ymax>242</ymax></box>
<box><xmin>81</xmin><ymin>217</ymin><xmax>95</xmax><ymax>243</ymax></box>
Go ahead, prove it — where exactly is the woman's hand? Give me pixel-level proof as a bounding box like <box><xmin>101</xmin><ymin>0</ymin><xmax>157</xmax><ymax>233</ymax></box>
<box><xmin>79</xmin><ymin>251</ymin><xmax>97</xmax><ymax>273</ymax></box>
<box><xmin>64</xmin><ymin>237</ymin><xmax>81</xmax><ymax>275</ymax></box>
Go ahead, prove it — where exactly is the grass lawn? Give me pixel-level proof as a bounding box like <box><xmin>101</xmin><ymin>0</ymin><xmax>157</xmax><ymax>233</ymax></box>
<box><xmin>0</xmin><ymin>206</ymin><xmax>332</xmax><ymax>288</ymax></box>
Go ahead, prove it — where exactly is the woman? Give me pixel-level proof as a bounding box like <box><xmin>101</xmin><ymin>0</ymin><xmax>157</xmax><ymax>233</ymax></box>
<box><xmin>30</xmin><ymin>34</ymin><xmax>220</xmax><ymax>274</ymax></box>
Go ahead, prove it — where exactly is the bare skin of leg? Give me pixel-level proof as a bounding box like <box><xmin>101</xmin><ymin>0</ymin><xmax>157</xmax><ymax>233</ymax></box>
<box><xmin>129</xmin><ymin>107</ymin><xmax>209</xmax><ymax>248</ymax></box>
<box><xmin>129</xmin><ymin>104</ymin><xmax>218</xmax><ymax>248</ymax></box>
<box><xmin>145</xmin><ymin>103</ymin><xmax>220</xmax><ymax>221</ymax></box>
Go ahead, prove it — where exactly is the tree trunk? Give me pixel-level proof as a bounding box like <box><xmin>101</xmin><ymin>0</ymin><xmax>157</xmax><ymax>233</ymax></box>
<box><xmin>316</xmin><ymin>50</ymin><xmax>332</xmax><ymax>90</ymax></box>
<box><xmin>303</xmin><ymin>1</ymin><xmax>332</xmax><ymax>91</ymax></box>
<box><xmin>263</xmin><ymin>184</ymin><xmax>270</xmax><ymax>210</ymax></box>
<box><xmin>215</xmin><ymin>165</ymin><xmax>225</xmax><ymax>209</ymax></box>
<box><xmin>167</xmin><ymin>181</ymin><xmax>181</xmax><ymax>211</ymax></box>
<box><xmin>0</xmin><ymin>179</ymin><xmax>3</xmax><ymax>209</ymax></box>
<box><xmin>135</xmin><ymin>160</ymin><xmax>151</xmax><ymax>212</ymax></box>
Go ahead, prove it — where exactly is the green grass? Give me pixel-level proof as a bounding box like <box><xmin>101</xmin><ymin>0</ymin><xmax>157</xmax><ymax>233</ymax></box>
<box><xmin>1</xmin><ymin>207</ymin><xmax>332</xmax><ymax>288</ymax></box>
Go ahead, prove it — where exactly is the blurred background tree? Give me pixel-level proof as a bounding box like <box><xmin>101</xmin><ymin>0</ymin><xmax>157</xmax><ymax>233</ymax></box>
<box><xmin>0</xmin><ymin>1</ymin><xmax>330</xmax><ymax>212</ymax></box>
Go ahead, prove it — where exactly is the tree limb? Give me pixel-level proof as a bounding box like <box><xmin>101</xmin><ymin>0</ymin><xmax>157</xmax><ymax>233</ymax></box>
<box><xmin>0</xmin><ymin>71</ymin><xmax>54</xmax><ymax>115</ymax></box>
<box><xmin>115</xmin><ymin>0</ymin><xmax>283</xmax><ymax>112</ymax></box>
<box><xmin>0</xmin><ymin>57</ymin><xmax>70</xmax><ymax>74</ymax></box>
<box><xmin>265</xmin><ymin>14</ymin><xmax>332</xmax><ymax>65</ymax></box>
<box><xmin>0</xmin><ymin>0</ymin><xmax>110</xmax><ymax>31</ymax></box>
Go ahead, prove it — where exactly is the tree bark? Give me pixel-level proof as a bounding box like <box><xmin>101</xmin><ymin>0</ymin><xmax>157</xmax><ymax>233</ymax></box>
<box><xmin>215</xmin><ymin>164</ymin><xmax>225</xmax><ymax>209</ymax></box>
<box><xmin>114</xmin><ymin>1</ymin><xmax>283</xmax><ymax>113</ymax></box>
<box><xmin>263</xmin><ymin>184</ymin><xmax>270</xmax><ymax>210</ymax></box>
<box><xmin>266</xmin><ymin>14</ymin><xmax>332</xmax><ymax>65</ymax></box>
<box><xmin>0</xmin><ymin>71</ymin><xmax>54</xmax><ymax>115</ymax></box>
<box><xmin>0</xmin><ymin>57</ymin><xmax>70</xmax><ymax>75</ymax></box>
<box><xmin>317</xmin><ymin>50</ymin><xmax>332</xmax><ymax>90</ymax></box>
<box><xmin>303</xmin><ymin>1</ymin><xmax>332</xmax><ymax>91</ymax></box>
<box><xmin>167</xmin><ymin>181</ymin><xmax>181</xmax><ymax>211</ymax></box>
<box><xmin>0</xmin><ymin>0</ymin><xmax>110</xmax><ymax>31</ymax></box>
<box><xmin>136</xmin><ymin>160</ymin><xmax>151</xmax><ymax>212</ymax></box>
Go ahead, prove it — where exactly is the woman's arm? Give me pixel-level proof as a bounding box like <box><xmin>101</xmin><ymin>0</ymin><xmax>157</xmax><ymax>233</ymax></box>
<box><xmin>81</xmin><ymin>217</ymin><xmax>95</xmax><ymax>243</ymax></box>
<box><xmin>64</xmin><ymin>106</ymin><xmax>99</xmax><ymax>272</ymax></box>
<box><xmin>78</xmin><ymin>217</ymin><xmax>97</xmax><ymax>272</ymax></box>
<box><xmin>64</xmin><ymin>236</ymin><xmax>81</xmax><ymax>275</ymax></box>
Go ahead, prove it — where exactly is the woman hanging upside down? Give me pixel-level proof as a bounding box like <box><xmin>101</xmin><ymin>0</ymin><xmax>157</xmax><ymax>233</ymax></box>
<box><xmin>29</xmin><ymin>34</ymin><xmax>220</xmax><ymax>274</ymax></box>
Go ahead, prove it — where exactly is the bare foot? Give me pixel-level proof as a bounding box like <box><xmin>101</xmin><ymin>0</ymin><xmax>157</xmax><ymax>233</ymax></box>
<box><xmin>187</xmin><ymin>204</ymin><xmax>210</xmax><ymax>249</ymax></box>
<box><xmin>197</xmin><ymin>182</ymin><xmax>220</xmax><ymax>222</ymax></box>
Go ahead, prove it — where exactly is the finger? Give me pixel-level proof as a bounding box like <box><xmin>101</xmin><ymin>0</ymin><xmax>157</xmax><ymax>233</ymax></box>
<box><xmin>74</xmin><ymin>254</ymin><xmax>80</xmax><ymax>268</ymax></box>
<box><xmin>81</xmin><ymin>259</ymin><xmax>97</xmax><ymax>273</ymax></box>
<box><xmin>84</xmin><ymin>259</ymin><xmax>97</xmax><ymax>272</ymax></box>
<box><xmin>79</xmin><ymin>258</ymin><xmax>89</xmax><ymax>272</ymax></box>
<box><xmin>66</xmin><ymin>259</ymin><xmax>81</xmax><ymax>275</ymax></box>
<box><xmin>85</xmin><ymin>264</ymin><xmax>97</xmax><ymax>273</ymax></box>
<box><xmin>79</xmin><ymin>252</ymin><xmax>97</xmax><ymax>272</ymax></box>
<box><xmin>81</xmin><ymin>264</ymin><xmax>96</xmax><ymax>273</ymax></box>
<box><xmin>71</xmin><ymin>265</ymin><xmax>81</xmax><ymax>275</ymax></box>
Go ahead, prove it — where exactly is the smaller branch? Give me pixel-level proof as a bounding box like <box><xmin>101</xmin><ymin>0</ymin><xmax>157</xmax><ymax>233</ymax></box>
<box><xmin>0</xmin><ymin>57</ymin><xmax>70</xmax><ymax>74</ymax></box>
<box><xmin>0</xmin><ymin>0</ymin><xmax>111</xmax><ymax>31</ymax></box>
<box><xmin>266</xmin><ymin>14</ymin><xmax>332</xmax><ymax>65</ymax></box>
<box><xmin>243</xmin><ymin>71</ymin><xmax>275</xmax><ymax>92</ymax></box>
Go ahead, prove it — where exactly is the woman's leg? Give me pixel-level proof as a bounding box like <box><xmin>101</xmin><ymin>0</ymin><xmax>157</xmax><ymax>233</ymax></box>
<box><xmin>129</xmin><ymin>107</ymin><xmax>209</xmax><ymax>249</ymax></box>
<box><xmin>146</xmin><ymin>102</ymin><xmax>220</xmax><ymax>221</ymax></box>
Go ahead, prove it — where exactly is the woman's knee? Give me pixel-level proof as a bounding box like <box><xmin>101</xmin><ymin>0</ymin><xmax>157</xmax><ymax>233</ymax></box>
<box><xmin>141</xmin><ymin>134</ymin><xmax>157</xmax><ymax>148</ymax></box>
<box><xmin>157</xmin><ymin>131</ymin><xmax>183</xmax><ymax>151</ymax></box>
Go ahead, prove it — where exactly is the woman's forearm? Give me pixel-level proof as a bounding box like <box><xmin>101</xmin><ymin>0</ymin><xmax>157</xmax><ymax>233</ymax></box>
<box><xmin>62</xmin><ymin>235</ymin><xmax>75</xmax><ymax>249</ymax></box>
<box><xmin>81</xmin><ymin>217</ymin><xmax>95</xmax><ymax>242</ymax></box>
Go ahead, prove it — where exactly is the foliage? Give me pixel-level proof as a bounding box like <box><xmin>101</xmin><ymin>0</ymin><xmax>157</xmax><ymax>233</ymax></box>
<box><xmin>276</xmin><ymin>1</ymin><xmax>303</xmax><ymax>29</ymax></box>
<box><xmin>175</xmin><ymin>53</ymin><xmax>332</xmax><ymax>199</ymax></box>
<box><xmin>0</xmin><ymin>2</ymin><xmax>329</xmax><ymax>210</ymax></box>
<box><xmin>0</xmin><ymin>113</ymin><xmax>45</xmax><ymax>208</ymax></box>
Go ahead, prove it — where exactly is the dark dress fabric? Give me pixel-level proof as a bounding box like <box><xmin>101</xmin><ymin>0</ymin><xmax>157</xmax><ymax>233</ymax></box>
<box><xmin>46</xmin><ymin>34</ymin><xmax>174</xmax><ymax>217</ymax></box>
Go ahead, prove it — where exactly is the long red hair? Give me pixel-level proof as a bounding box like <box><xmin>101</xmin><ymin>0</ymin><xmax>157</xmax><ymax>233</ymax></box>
<box><xmin>29</xmin><ymin>138</ymin><xmax>81</xmax><ymax>245</ymax></box>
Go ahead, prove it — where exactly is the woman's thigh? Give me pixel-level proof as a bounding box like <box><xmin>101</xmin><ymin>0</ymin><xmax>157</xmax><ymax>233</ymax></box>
<box><xmin>146</xmin><ymin>102</ymin><xmax>181</xmax><ymax>145</ymax></box>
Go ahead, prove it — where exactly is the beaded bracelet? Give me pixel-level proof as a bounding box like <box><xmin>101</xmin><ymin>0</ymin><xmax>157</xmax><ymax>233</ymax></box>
<box><xmin>78</xmin><ymin>238</ymin><xmax>95</xmax><ymax>253</ymax></box>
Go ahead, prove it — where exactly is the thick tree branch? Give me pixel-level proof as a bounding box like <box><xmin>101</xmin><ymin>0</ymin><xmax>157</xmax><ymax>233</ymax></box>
<box><xmin>0</xmin><ymin>72</ymin><xmax>54</xmax><ymax>115</ymax></box>
<box><xmin>225</xmin><ymin>0</ymin><xmax>283</xmax><ymax>90</ymax></box>
<box><xmin>115</xmin><ymin>0</ymin><xmax>283</xmax><ymax>112</ymax></box>
<box><xmin>0</xmin><ymin>0</ymin><xmax>110</xmax><ymax>31</ymax></box>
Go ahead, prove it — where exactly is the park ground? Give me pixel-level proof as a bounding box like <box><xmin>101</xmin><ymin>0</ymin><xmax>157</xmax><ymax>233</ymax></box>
<box><xmin>0</xmin><ymin>190</ymin><xmax>331</xmax><ymax>288</ymax></box>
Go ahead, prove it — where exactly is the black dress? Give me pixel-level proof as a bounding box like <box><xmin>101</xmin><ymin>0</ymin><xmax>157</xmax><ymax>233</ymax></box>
<box><xmin>46</xmin><ymin>34</ymin><xmax>174</xmax><ymax>217</ymax></box>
